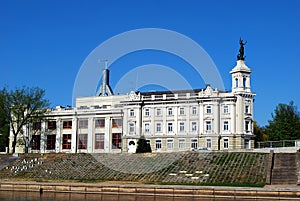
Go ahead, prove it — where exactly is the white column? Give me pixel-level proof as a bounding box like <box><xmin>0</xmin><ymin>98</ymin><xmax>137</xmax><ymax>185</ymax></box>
<box><xmin>174</xmin><ymin>106</ymin><xmax>178</xmax><ymax>134</ymax></box>
<box><xmin>231</xmin><ymin>103</ymin><xmax>236</xmax><ymax>133</ymax></box>
<box><xmin>71</xmin><ymin>117</ymin><xmax>77</xmax><ymax>153</ymax></box>
<box><xmin>213</xmin><ymin>102</ymin><xmax>220</xmax><ymax>134</ymax></box>
<box><xmin>151</xmin><ymin>107</ymin><xmax>155</xmax><ymax>135</ymax></box>
<box><xmin>123</xmin><ymin>109</ymin><xmax>128</xmax><ymax>136</ymax></box>
<box><xmin>162</xmin><ymin>106</ymin><xmax>167</xmax><ymax>134</ymax></box>
<box><xmin>199</xmin><ymin>103</ymin><xmax>204</xmax><ymax>134</ymax></box>
<box><xmin>104</xmin><ymin>117</ymin><xmax>111</xmax><ymax>152</ymax></box>
<box><xmin>88</xmin><ymin>117</ymin><xmax>93</xmax><ymax>153</ymax></box>
<box><xmin>55</xmin><ymin>118</ymin><xmax>61</xmax><ymax>153</ymax></box>
<box><xmin>40</xmin><ymin>121</ymin><xmax>46</xmax><ymax>153</ymax></box>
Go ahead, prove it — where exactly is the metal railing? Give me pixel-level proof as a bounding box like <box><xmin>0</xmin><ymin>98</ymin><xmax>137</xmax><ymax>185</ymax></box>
<box><xmin>257</xmin><ymin>140</ymin><xmax>300</xmax><ymax>149</ymax></box>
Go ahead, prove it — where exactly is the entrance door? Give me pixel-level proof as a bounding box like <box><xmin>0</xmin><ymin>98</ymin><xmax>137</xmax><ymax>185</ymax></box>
<box><xmin>128</xmin><ymin>140</ymin><xmax>136</xmax><ymax>153</ymax></box>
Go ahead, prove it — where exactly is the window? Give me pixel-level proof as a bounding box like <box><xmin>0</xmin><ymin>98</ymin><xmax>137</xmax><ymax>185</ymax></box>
<box><xmin>191</xmin><ymin>122</ymin><xmax>197</xmax><ymax>131</ymax></box>
<box><xmin>192</xmin><ymin>106</ymin><xmax>197</xmax><ymax>115</ymax></box>
<box><xmin>167</xmin><ymin>122</ymin><xmax>173</xmax><ymax>132</ymax></box>
<box><xmin>223</xmin><ymin>105</ymin><xmax>229</xmax><ymax>114</ymax></box>
<box><xmin>156</xmin><ymin>108</ymin><xmax>162</xmax><ymax>116</ymax></box>
<box><xmin>78</xmin><ymin>119</ymin><xmax>88</xmax><ymax>129</ymax></box>
<box><xmin>224</xmin><ymin>138</ymin><xmax>229</xmax><ymax>149</ymax></box>
<box><xmin>245</xmin><ymin>105</ymin><xmax>250</xmax><ymax>114</ymax></box>
<box><xmin>168</xmin><ymin>107</ymin><xmax>173</xmax><ymax>116</ymax></box>
<box><xmin>178</xmin><ymin>139</ymin><xmax>186</xmax><ymax>149</ymax></box>
<box><xmin>156</xmin><ymin>122</ymin><xmax>162</xmax><ymax>132</ymax></box>
<box><xmin>62</xmin><ymin>134</ymin><xmax>71</xmax><ymax>149</ymax></box>
<box><xmin>46</xmin><ymin>135</ymin><xmax>56</xmax><ymax>150</ymax></box>
<box><xmin>78</xmin><ymin>134</ymin><xmax>88</xmax><ymax>149</ymax></box>
<box><xmin>191</xmin><ymin>139</ymin><xmax>198</xmax><ymax>149</ymax></box>
<box><xmin>243</xmin><ymin>77</ymin><xmax>246</xmax><ymax>89</ymax></box>
<box><xmin>130</xmin><ymin>109</ymin><xmax>135</xmax><ymax>117</ymax></box>
<box><xmin>31</xmin><ymin>135</ymin><xmax>40</xmax><ymax>150</ymax></box>
<box><xmin>63</xmin><ymin>121</ymin><xmax>72</xmax><ymax>129</ymax></box>
<box><xmin>95</xmin><ymin>118</ymin><xmax>105</xmax><ymax>128</ymax></box>
<box><xmin>223</xmin><ymin>121</ymin><xmax>229</xmax><ymax>131</ymax></box>
<box><xmin>155</xmin><ymin>139</ymin><xmax>162</xmax><ymax>150</ymax></box>
<box><xmin>235</xmin><ymin>78</ymin><xmax>238</xmax><ymax>88</ymax></box>
<box><xmin>206</xmin><ymin>105</ymin><xmax>212</xmax><ymax>113</ymax></box>
<box><xmin>95</xmin><ymin>133</ymin><xmax>104</xmax><ymax>149</ymax></box>
<box><xmin>206</xmin><ymin>121</ymin><xmax>212</xmax><ymax>131</ymax></box>
<box><xmin>112</xmin><ymin>118</ymin><xmax>122</xmax><ymax>128</ymax></box>
<box><xmin>129</xmin><ymin>123</ymin><xmax>135</xmax><ymax>133</ymax></box>
<box><xmin>145</xmin><ymin>123</ymin><xmax>150</xmax><ymax>133</ymax></box>
<box><xmin>112</xmin><ymin>133</ymin><xmax>122</xmax><ymax>149</ymax></box>
<box><xmin>179</xmin><ymin>122</ymin><xmax>184</xmax><ymax>132</ymax></box>
<box><xmin>179</xmin><ymin>107</ymin><xmax>185</xmax><ymax>115</ymax></box>
<box><xmin>145</xmin><ymin>108</ymin><xmax>150</xmax><ymax>116</ymax></box>
<box><xmin>47</xmin><ymin>121</ymin><xmax>56</xmax><ymax>130</ymax></box>
<box><xmin>32</xmin><ymin>122</ymin><xmax>41</xmax><ymax>130</ymax></box>
<box><xmin>245</xmin><ymin>120</ymin><xmax>251</xmax><ymax>131</ymax></box>
<box><xmin>206</xmin><ymin>138</ymin><xmax>212</xmax><ymax>148</ymax></box>
<box><xmin>167</xmin><ymin>139</ymin><xmax>174</xmax><ymax>150</ymax></box>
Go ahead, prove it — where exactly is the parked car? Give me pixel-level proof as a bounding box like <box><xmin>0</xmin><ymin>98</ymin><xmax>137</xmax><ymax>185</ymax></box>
<box><xmin>191</xmin><ymin>147</ymin><xmax>208</xmax><ymax>152</ymax></box>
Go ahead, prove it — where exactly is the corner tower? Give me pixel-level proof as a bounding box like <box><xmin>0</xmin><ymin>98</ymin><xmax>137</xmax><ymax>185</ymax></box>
<box><xmin>230</xmin><ymin>38</ymin><xmax>251</xmax><ymax>93</ymax></box>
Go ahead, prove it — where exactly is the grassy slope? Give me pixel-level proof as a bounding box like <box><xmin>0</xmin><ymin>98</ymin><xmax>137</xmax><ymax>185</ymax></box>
<box><xmin>0</xmin><ymin>152</ymin><xmax>268</xmax><ymax>187</ymax></box>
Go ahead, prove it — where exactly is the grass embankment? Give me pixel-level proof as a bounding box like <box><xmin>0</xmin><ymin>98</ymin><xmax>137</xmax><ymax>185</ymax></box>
<box><xmin>0</xmin><ymin>152</ymin><xmax>268</xmax><ymax>187</ymax></box>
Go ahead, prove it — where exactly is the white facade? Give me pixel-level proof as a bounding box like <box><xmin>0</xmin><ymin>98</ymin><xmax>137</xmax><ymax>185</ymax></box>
<box><xmin>10</xmin><ymin>59</ymin><xmax>255</xmax><ymax>153</ymax></box>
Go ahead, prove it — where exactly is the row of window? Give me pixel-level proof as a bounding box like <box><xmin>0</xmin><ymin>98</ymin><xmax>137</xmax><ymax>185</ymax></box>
<box><xmin>153</xmin><ymin>138</ymin><xmax>229</xmax><ymax>150</ymax></box>
<box><xmin>31</xmin><ymin>133</ymin><xmax>122</xmax><ymax>150</ymax></box>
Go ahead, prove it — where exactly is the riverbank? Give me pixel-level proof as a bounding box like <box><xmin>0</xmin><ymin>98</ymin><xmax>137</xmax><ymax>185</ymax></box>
<box><xmin>1</xmin><ymin>180</ymin><xmax>300</xmax><ymax>201</ymax></box>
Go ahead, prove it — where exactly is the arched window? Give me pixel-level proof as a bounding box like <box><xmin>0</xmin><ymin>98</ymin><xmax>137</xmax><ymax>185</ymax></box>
<box><xmin>235</xmin><ymin>78</ymin><xmax>238</xmax><ymax>88</ymax></box>
<box><xmin>243</xmin><ymin>77</ymin><xmax>246</xmax><ymax>89</ymax></box>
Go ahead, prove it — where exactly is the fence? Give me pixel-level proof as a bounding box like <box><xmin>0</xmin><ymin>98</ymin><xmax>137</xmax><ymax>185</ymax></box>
<box><xmin>257</xmin><ymin>140</ymin><xmax>300</xmax><ymax>149</ymax></box>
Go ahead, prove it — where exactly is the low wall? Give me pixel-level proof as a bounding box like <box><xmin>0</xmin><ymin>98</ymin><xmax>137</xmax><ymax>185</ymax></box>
<box><xmin>1</xmin><ymin>181</ymin><xmax>300</xmax><ymax>200</ymax></box>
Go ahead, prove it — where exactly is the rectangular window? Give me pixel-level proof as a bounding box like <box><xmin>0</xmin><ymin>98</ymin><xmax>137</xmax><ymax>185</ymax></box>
<box><xmin>46</xmin><ymin>135</ymin><xmax>56</xmax><ymax>150</ymax></box>
<box><xmin>167</xmin><ymin>139</ymin><xmax>174</xmax><ymax>149</ymax></box>
<box><xmin>245</xmin><ymin>105</ymin><xmax>250</xmax><ymax>114</ymax></box>
<box><xmin>168</xmin><ymin>107</ymin><xmax>173</xmax><ymax>116</ymax></box>
<box><xmin>78</xmin><ymin>134</ymin><xmax>88</xmax><ymax>149</ymax></box>
<box><xmin>206</xmin><ymin>105</ymin><xmax>212</xmax><ymax>114</ymax></box>
<box><xmin>179</xmin><ymin>107</ymin><xmax>185</xmax><ymax>115</ymax></box>
<box><xmin>62</xmin><ymin>134</ymin><xmax>71</xmax><ymax>149</ymax></box>
<box><xmin>95</xmin><ymin>133</ymin><xmax>104</xmax><ymax>149</ymax></box>
<box><xmin>206</xmin><ymin>138</ymin><xmax>212</xmax><ymax>148</ymax></box>
<box><xmin>32</xmin><ymin>122</ymin><xmax>41</xmax><ymax>130</ymax></box>
<box><xmin>95</xmin><ymin>118</ymin><xmax>105</xmax><ymax>128</ymax></box>
<box><xmin>179</xmin><ymin>122</ymin><xmax>184</xmax><ymax>132</ymax></box>
<box><xmin>223</xmin><ymin>121</ymin><xmax>229</xmax><ymax>131</ymax></box>
<box><xmin>129</xmin><ymin>123</ymin><xmax>135</xmax><ymax>133</ymax></box>
<box><xmin>145</xmin><ymin>123</ymin><xmax>150</xmax><ymax>133</ymax></box>
<box><xmin>47</xmin><ymin>121</ymin><xmax>56</xmax><ymax>130</ymax></box>
<box><xmin>178</xmin><ymin>138</ymin><xmax>186</xmax><ymax>149</ymax></box>
<box><xmin>245</xmin><ymin>120</ymin><xmax>251</xmax><ymax>131</ymax></box>
<box><xmin>156</xmin><ymin>108</ymin><xmax>162</xmax><ymax>116</ymax></box>
<box><xmin>191</xmin><ymin>122</ymin><xmax>197</xmax><ymax>131</ymax></box>
<box><xmin>63</xmin><ymin>121</ymin><xmax>72</xmax><ymax>129</ymax></box>
<box><xmin>112</xmin><ymin>133</ymin><xmax>122</xmax><ymax>149</ymax></box>
<box><xmin>130</xmin><ymin>109</ymin><xmax>135</xmax><ymax>117</ymax></box>
<box><xmin>155</xmin><ymin>139</ymin><xmax>162</xmax><ymax>150</ymax></box>
<box><xmin>223</xmin><ymin>105</ymin><xmax>229</xmax><ymax>114</ymax></box>
<box><xmin>145</xmin><ymin>108</ymin><xmax>150</xmax><ymax>116</ymax></box>
<box><xmin>112</xmin><ymin>118</ymin><xmax>122</xmax><ymax>128</ymax></box>
<box><xmin>168</xmin><ymin>122</ymin><xmax>173</xmax><ymax>132</ymax></box>
<box><xmin>192</xmin><ymin>106</ymin><xmax>197</xmax><ymax>115</ymax></box>
<box><xmin>224</xmin><ymin>138</ymin><xmax>229</xmax><ymax>149</ymax></box>
<box><xmin>206</xmin><ymin>121</ymin><xmax>212</xmax><ymax>131</ymax></box>
<box><xmin>78</xmin><ymin>119</ymin><xmax>88</xmax><ymax>129</ymax></box>
<box><xmin>191</xmin><ymin>138</ymin><xmax>198</xmax><ymax>149</ymax></box>
<box><xmin>31</xmin><ymin>135</ymin><xmax>40</xmax><ymax>150</ymax></box>
<box><xmin>156</xmin><ymin>122</ymin><xmax>162</xmax><ymax>132</ymax></box>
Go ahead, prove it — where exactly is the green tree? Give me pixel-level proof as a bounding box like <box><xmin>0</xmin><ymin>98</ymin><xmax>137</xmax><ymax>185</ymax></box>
<box><xmin>0</xmin><ymin>86</ymin><xmax>50</xmax><ymax>153</ymax></box>
<box><xmin>136</xmin><ymin>136</ymin><xmax>152</xmax><ymax>153</ymax></box>
<box><xmin>253</xmin><ymin>121</ymin><xmax>268</xmax><ymax>147</ymax></box>
<box><xmin>266</xmin><ymin>101</ymin><xmax>300</xmax><ymax>141</ymax></box>
<box><xmin>0</xmin><ymin>89</ymin><xmax>9</xmax><ymax>152</ymax></box>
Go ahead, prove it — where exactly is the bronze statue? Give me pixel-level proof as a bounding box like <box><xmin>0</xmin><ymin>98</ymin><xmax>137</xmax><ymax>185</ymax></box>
<box><xmin>237</xmin><ymin>38</ymin><xmax>247</xmax><ymax>60</ymax></box>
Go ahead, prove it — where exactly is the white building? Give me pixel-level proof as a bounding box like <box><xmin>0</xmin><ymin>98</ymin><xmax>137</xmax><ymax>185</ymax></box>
<box><xmin>10</xmin><ymin>44</ymin><xmax>256</xmax><ymax>153</ymax></box>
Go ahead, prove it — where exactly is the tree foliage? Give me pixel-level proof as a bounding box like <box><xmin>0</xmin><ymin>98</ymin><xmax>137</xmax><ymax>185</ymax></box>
<box><xmin>266</xmin><ymin>101</ymin><xmax>300</xmax><ymax>141</ymax></box>
<box><xmin>0</xmin><ymin>86</ymin><xmax>50</xmax><ymax>153</ymax></box>
<box><xmin>136</xmin><ymin>136</ymin><xmax>152</xmax><ymax>153</ymax></box>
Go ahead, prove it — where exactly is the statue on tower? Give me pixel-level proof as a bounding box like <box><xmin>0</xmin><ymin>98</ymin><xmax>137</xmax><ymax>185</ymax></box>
<box><xmin>237</xmin><ymin>38</ymin><xmax>247</xmax><ymax>61</ymax></box>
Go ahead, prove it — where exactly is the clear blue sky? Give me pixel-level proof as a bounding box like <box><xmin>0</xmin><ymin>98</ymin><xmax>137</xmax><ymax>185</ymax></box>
<box><xmin>1</xmin><ymin>0</ymin><xmax>299</xmax><ymax>126</ymax></box>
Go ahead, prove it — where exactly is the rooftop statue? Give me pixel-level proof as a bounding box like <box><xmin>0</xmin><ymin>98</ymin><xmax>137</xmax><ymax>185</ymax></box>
<box><xmin>237</xmin><ymin>38</ymin><xmax>247</xmax><ymax>60</ymax></box>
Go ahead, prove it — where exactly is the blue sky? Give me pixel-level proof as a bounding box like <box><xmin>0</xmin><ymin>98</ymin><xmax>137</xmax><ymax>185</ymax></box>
<box><xmin>1</xmin><ymin>0</ymin><xmax>299</xmax><ymax>126</ymax></box>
